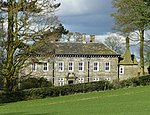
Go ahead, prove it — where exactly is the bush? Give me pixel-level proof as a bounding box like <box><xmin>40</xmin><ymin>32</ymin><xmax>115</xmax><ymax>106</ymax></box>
<box><xmin>139</xmin><ymin>75</ymin><xmax>150</xmax><ymax>86</ymax></box>
<box><xmin>20</xmin><ymin>77</ymin><xmax>52</xmax><ymax>90</ymax></box>
<box><xmin>0</xmin><ymin>80</ymin><xmax>111</xmax><ymax>103</ymax></box>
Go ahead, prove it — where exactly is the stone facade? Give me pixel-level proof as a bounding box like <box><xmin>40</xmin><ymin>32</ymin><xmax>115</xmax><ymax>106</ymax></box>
<box><xmin>21</xmin><ymin>36</ymin><xmax>139</xmax><ymax>86</ymax></box>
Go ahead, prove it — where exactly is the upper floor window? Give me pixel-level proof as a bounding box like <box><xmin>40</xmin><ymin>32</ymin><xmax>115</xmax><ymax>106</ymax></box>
<box><xmin>120</xmin><ymin>66</ymin><xmax>124</xmax><ymax>74</ymax></box>
<box><xmin>68</xmin><ymin>62</ymin><xmax>74</xmax><ymax>72</ymax></box>
<box><xmin>31</xmin><ymin>63</ymin><xmax>36</xmax><ymax>71</ymax></box>
<box><xmin>78</xmin><ymin>61</ymin><xmax>84</xmax><ymax>71</ymax></box>
<box><xmin>105</xmin><ymin>62</ymin><xmax>110</xmax><ymax>71</ymax></box>
<box><xmin>93</xmin><ymin>61</ymin><xmax>99</xmax><ymax>71</ymax></box>
<box><xmin>58</xmin><ymin>61</ymin><xmax>64</xmax><ymax>72</ymax></box>
<box><xmin>43</xmin><ymin>63</ymin><xmax>48</xmax><ymax>71</ymax></box>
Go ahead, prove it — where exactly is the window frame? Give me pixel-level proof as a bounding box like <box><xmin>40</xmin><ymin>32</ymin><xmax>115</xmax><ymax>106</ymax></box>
<box><xmin>93</xmin><ymin>61</ymin><xmax>99</xmax><ymax>72</ymax></box>
<box><xmin>31</xmin><ymin>63</ymin><xmax>37</xmax><ymax>71</ymax></box>
<box><xmin>58</xmin><ymin>61</ymin><xmax>64</xmax><ymax>72</ymax></box>
<box><xmin>58</xmin><ymin>77</ymin><xmax>65</xmax><ymax>86</ymax></box>
<box><xmin>120</xmin><ymin>66</ymin><xmax>125</xmax><ymax>74</ymax></box>
<box><xmin>78</xmin><ymin>77</ymin><xmax>84</xmax><ymax>83</ymax></box>
<box><xmin>105</xmin><ymin>62</ymin><xmax>110</xmax><ymax>71</ymax></box>
<box><xmin>78</xmin><ymin>61</ymin><xmax>84</xmax><ymax>71</ymax></box>
<box><xmin>68</xmin><ymin>61</ymin><xmax>74</xmax><ymax>72</ymax></box>
<box><xmin>43</xmin><ymin>63</ymin><xmax>48</xmax><ymax>71</ymax></box>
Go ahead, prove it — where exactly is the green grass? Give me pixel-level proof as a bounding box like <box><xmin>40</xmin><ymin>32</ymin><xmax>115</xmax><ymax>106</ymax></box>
<box><xmin>0</xmin><ymin>86</ymin><xmax>150</xmax><ymax>115</ymax></box>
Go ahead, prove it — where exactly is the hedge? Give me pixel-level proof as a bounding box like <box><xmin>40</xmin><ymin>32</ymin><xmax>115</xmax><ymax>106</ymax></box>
<box><xmin>0</xmin><ymin>81</ymin><xmax>111</xmax><ymax>103</ymax></box>
<box><xmin>1</xmin><ymin>74</ymin><xmax>150</xmax><ymax>103</ymax></box>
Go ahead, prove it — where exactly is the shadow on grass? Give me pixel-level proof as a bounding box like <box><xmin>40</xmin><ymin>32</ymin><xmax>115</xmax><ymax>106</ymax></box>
<box><xmin>0</xmin><ymin>112</ymin><xmax>57</xmax><ymax>115</ymax></box>
<box><xmin>0</xmin><ymin>112</ymin><xmax>27</xmax><ymax>115</ymax></box>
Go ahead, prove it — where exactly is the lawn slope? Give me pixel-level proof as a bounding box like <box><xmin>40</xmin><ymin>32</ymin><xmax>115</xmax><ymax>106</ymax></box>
<box><xmin>0</xmin><ymin>86</ymin><xmax>150</xmax><ymax>115</ymax></box>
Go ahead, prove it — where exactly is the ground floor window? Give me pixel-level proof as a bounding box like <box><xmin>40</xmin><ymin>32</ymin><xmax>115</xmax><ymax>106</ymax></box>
<box><xmin>58</xmin><ymin>78</ymin><xmax>64</xmax><ymax>86</ymax></box>
<box><xmin>78</xmin><ymin>77</ymin><xmax>84</xmax><ymax>83</ymax></box>
<box><xmin>93</xmin><ymin>77</ymin><xmax>99</xmax><ymax>81</ymax></box>
<box><xmin>120</xmin><ymin>66</ymin><xmax>125</xmax><ymax>74</ymax></box>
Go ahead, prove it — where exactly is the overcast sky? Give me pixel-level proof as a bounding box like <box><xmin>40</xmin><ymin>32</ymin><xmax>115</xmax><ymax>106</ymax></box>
<box><xmin>56</xmin><ymin>0</ymin><xmax>115</xmax><ymax>36</ymax></box>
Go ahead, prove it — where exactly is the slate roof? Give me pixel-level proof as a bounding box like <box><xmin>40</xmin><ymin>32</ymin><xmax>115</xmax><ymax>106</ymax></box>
<box><xmin>32</xmin><ymin>33</ymin><xmax>118</xmax><ymax>56</ymax></box>
<box><xmin>33</xmin><ymin>42</ymin><xmax>118</xmax><ymax>56</ymax></box>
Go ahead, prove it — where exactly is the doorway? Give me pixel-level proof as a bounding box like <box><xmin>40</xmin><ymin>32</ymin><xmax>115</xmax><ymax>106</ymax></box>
<box><xmin>68</xmin><ymin>80</ymin><xmax>73</xmax><ymax>85</ymax></box>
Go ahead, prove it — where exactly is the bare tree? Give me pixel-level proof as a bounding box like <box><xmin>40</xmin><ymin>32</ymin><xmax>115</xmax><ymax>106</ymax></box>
<box><xmin>104</xmin><ymin>33</ymin><xmax>123</xmax><ymax>54</ymax></box>
<box><xmin>0</xmin><ymin>0</ymin><xmax>61</xmax><ymax>91</ymax></box>
<box><xmin>111</xmin><ymin>0</ymin><xmax>150</xmax><ymax>75</ymax></box>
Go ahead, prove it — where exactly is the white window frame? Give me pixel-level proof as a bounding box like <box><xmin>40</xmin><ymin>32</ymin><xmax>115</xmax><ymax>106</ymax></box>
<box><xmin>58</xmin><ymin>61</ymin><xmax>64</xmax><ymax>72</ymax></box>
<box><xmin>105</xmin><ymin>62</ymin><xmax>110</xmax><ymax>71</ymax></box>
<box><xmin>43</xmin><ymin>63</ymin><xmax>48</xmax><ymax>71</ymax></box>
<box><xmin>93</xmin><ymin>77</ymin><xmax>99</xmax><ymax>81</ymax></box>
<box><xmin>93</xmin><ymin>61</ymin><xmax>99</xmax><ymax>72</ymax></box>
<box><xmin>78</xmin><ymin>61</ymin><xmax>84</xmax><ymax>71</ymax></box>
<box><xmin>120</xmin><ymin>66</ymin><xmax>125</xmax><ymax>74</ymax></box>
<box><xmin>78</xmin><ymin>77</ymin><xmax>84</xmax><ymax>83</ymax></box>
<box><xmin>68</xmin><ymin>61</ymin><xmax>74</xmax><ymax>72</ymax></box>
<box><xmin>104</xmin><ymin>77</ymin><xmax>110</xmax><ymax>81</ymax></box>
<box><xmin>58</xmin><ymin>77</ymin><xmax>64</xmax><ymax>86</ymax></box>
<box><xmin>31</xmin><ymin>63</ymin><xmax>37</xmax><ymax>71</ymax></box>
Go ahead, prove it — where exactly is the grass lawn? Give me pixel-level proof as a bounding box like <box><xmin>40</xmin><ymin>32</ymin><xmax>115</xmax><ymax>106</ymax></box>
<box><xmin>0</xmin><ymin>86</ymin><xmax>150</xmax><ymax>115</ymax></box>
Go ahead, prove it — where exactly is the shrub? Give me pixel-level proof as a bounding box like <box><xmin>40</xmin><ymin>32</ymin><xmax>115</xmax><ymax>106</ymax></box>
<box><xmin>0</xmin><ymin>80</ymin><xmax>111</xmax><ymax>103</ymax></box>
<box><xmin>20</xmin><ymin>77</ymin><xmax>52</xmax><ymax>90</ymax></box>
<box><xmin>139</xmin><ymin>75</ymin><xmax>150</xmax><ymax>86</ymax></box>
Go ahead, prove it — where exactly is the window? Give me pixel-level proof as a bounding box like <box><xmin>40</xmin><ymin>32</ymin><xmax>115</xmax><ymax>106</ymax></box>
<box><xmin>43</xmin><ymin>63</ymin><xmax>48</xmax><ymax>71</ymax></box>
<box><xmin>93</xmin><ymin>61</ymin><xmax>99</xmax><ymax>71</ymax></box>
<box><xmin>105</xmin><ymin>62</ymin><xmax>110</xmax><ymax>71</ymax></box>
<box><xmin>58</xmin><ymin>61</ymin><xmax>64</xmax><ymax>72</ymax></box>
<box><xmin>58</xmin><ymin>78</ymin><xmax>64</xmax><ymax>86</ymax></box>
<box><xmin>78</xmin><ymin>77</ymin><xmax>84</xmax><ymax>83</ymax></box>
<box><xmin>68</xmin><ymin>62</ymin><xmax>74</xmax><ymax>72</ymax></box>
<box><xmin>93</xmin><ymin>77</ymin><xmax>99</xmax><ymax>81</ymax></box>
<box><xmin>78</xmin><ymin>61</ymin><xmax>84</xmax><ymax>71</ymax></box>
<box><xmin>120</xmin><ymin>66</ymin><xmax>124</xmax><ymax>74</ymax></box>
<box><xmin>31</xmin><ymin>63</ymin><xmax>36</xmax><ymax>71</ymax></box>
<box><xmin>104</xmin><ymin>77</ymin><xmax>110</xmax><ymax>81</ymax></box>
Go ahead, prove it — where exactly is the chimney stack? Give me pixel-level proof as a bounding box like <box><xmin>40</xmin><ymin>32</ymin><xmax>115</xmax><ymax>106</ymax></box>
<box><xmin>90</xmin><ymin>35</ymin><xmax>95</xmax><ymax>42</ymax></box>
<box><xmin>82</xmin><ymin>33</ymin><xmax>86</xmax><ymax>43</ymax></box>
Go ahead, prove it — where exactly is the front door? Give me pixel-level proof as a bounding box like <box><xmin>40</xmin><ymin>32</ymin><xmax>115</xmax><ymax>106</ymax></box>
<box><xmin>68</xmin><ymin>80</ymin><xmax>73</xmax><ymax>85</ymax></box>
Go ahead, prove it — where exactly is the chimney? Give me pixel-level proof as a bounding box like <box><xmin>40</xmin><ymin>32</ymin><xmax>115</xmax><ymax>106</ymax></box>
<box><xmin>126</xmin><ymin>37</ymin><xmax>130</xmax><ymax>50</ymax></box>
<box><xmin>82</xmin><ymin>33</ymin><xmax>86</xmax><ymax>43</ymax></box>
<box><xmin>90</xmin><ymin>35</ymin><xmax>95</xmax><ymax>42</ymax></box>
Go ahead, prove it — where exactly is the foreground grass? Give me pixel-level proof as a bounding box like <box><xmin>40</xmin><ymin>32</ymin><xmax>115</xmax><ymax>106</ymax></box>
<box><xmin>0</xmin><ymin>86</ymin><xmax>150</xmax><ymax>115</ymax></box>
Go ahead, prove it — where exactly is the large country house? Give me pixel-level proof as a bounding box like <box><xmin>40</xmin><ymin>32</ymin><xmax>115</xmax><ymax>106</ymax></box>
<box><xmin>21</xmin><ymin>34</ymin><xmax>139</xmax><ymax>86</ymax></box>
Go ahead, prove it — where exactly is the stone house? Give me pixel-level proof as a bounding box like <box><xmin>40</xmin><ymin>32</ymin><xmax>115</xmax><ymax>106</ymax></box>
<box><xmin>21</xmin><ymin>34</ymin><xmax>139</xmax><ymax>86</ymax></box>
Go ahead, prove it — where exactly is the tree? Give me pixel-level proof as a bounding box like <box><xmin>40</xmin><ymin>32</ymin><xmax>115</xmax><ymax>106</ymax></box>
<box><xmin>111</xmin><ymin>0</ymin><xmax>150</xmax><ymax>75</ymax></box>
<box><xmin>0</xmin><ymin>0</ymin><xmax>61</xmax><ymax>92</ymax></box>
<box><xmin>104</xmin><ymin>33</ymin><xmax>123</xmax><ymax>54</ymax></box>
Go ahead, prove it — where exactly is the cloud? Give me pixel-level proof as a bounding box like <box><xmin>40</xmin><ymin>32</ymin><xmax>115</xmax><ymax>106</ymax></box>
<box><xmin>55</xmin><ymin>0</ymin><xmax>115</xmax><ymax>35</ymax></box>
<box><xmin>56</xmin><ymin>0</ymin><xmax>107</xmax><ymax>16</ymax></box>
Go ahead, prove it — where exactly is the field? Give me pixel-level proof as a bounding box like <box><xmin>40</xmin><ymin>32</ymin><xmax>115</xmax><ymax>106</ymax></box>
<box><xmin>0</xmin><ymin>86</ymin><xmax>150</xmax><ymax>115</ymax></box>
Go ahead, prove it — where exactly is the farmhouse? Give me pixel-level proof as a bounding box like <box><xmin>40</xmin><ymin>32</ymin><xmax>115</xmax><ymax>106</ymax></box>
<box><xmin>21</xmin><ymin>34</ymin><xmax>139</xmax><ymax>86</ymax></box>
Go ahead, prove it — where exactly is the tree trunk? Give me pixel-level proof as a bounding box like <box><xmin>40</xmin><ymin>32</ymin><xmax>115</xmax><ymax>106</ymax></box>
<box><xmin>4</xmin><ymin>0</ymin><xmax>14</xmax><ymax>92</ymax></box>
<box><xmin>139</xmin><ymin>29</ymin><xmax>144</xmax><ymax>76</ymax></box>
